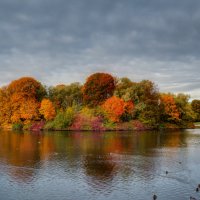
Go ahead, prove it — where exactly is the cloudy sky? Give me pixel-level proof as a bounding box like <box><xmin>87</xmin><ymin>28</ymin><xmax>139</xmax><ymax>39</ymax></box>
<box><xmin>0</xmin><ymin>0</ymin><xmax>200</xmax><ymax>98</ymax></box>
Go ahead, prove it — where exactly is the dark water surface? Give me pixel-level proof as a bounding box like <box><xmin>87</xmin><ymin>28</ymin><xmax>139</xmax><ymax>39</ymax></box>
<box><xmin>0</xmin><ymin>129</ymin><xmax>200</xmax><ymax>200</ymax></box>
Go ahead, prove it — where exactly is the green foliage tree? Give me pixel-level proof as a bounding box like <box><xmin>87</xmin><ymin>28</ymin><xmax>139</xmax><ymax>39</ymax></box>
<box><xmin>128</xmin><ymin>80</ymin><xmax>161</xmax><ymax>124</ymax></box>
<box><xmin>191</xmin><ymin>99</ymin><xmax>200</xmax><ymax>121</ymax></box>
<box><xmin>138</xmin><ymin>100</ymin><xmax>161</xmax><ymax>128</ymax></box>
<box><xmin>114</xmin><ymin>77</ymin><xmax>134</xmax><ymax>101</ymax></box>
<box><xmin>174</xmin><ymin>93</ymin><xmax>196</xmax><ymax>122</ymax></box>
<box><xmin>48</xmin><ymin>82</ymin><xmax>82</xmax><ymax>110</ymax></box>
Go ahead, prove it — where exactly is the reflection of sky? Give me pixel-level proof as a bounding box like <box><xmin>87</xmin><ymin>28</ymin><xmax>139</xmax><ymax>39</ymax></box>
<box><xmin>0</xmin><ymin>130</ymin><xmax>200</xmax><ymax>199</ymax></box>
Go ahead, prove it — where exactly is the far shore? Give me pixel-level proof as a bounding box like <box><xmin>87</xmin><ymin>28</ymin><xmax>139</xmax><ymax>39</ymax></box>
<box><xmin>0</xmin><ymin>121</ymin><xmax>196</xmax><ymax>132</ymax></box>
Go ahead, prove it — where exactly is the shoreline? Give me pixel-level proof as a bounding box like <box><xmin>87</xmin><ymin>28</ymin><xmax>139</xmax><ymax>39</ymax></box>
<box><xmin>1</xmin><ymin>124</ymin><xmax>195</xmax><ymax>132</ymax></box>
<box><xmin>1</xmin><ymin>120</ymin><xmax>196</xmax><ymax>132</ymax></box>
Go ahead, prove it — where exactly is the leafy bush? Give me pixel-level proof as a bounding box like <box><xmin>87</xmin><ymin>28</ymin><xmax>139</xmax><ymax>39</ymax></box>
<box><xmin>45</xmin><ymin>107</ymin><xmax>75</xmax><ymax>130</ymax></box>
<box><xmin>30</xmin><ymin>121</ymin><xmax>45</xmax><ymax>131</ymax></box>
<box><xmin>23</xmin><ymin>123</ymin><xmax>32</xmax><ymax>130</ymax></box>
<box><xmin>44</xmin><ymin>121</ymin><xmax>55</xmax><ymax>130</ymax></box>
<box><xmin>132</xmin><ymin>120</ymin><xmax>146</xmax><ymax>130</ymax></box>
<box><xmin>12</xmin><ymin>123</ymin><xmax>23</xmax><ymax>130</ymax></box>
<box><xmin>70</xmin><ymin>113</ymin><xmax>105</xmax><ymax>131</ymax></box>
<box><xmin>70</xmin><ymin>114</ymin><xmax>90</xmax><ymax>130</ymax></box>
<box><xmin>103</xmin><ymin>120</ymin><xmax>116</xmax><ymax>130</ymax></box>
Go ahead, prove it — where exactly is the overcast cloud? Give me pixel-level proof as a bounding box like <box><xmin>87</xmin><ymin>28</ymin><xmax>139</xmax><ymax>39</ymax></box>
<box><xmin>0</xmin><ymin>0</ymin><xmax>200</xmax><ymax>98</ymax></box>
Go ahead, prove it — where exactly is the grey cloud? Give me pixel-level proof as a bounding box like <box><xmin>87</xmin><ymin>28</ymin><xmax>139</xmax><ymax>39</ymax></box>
<box><xmin>0</xmin><ymin>0</ymin><xmax>200</xmax><ymax>99</ymax></box>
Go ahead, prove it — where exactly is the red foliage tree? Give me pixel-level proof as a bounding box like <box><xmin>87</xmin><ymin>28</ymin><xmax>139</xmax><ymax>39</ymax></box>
<box><xmin>82</xmin><ymin>73</ymin><xmax>116</xmax><ymax>107</ymax></box>
<box><xmin>8</xmin><ymin>77</ymin><xmax>46</xmax><ymax>100</ymax></box>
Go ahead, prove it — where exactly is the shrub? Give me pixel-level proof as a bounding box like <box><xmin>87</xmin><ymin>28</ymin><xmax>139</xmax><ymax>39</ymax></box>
<box><xmin>70</xmin><ymin>113</ymin><xmax>105</xmax><ymax>131</ymax></box>
<box><xmin>45</xmin><ymin>107</ymin><xmax>75</xmax><ymax>129</ymax></box>
<box><xmin>132</xmin><ymin>120</ymin><xmax>146</xmax><ymax>130</ymax></box>
<box><xmin>70</xmin><ymin>114</ymin><xmax>91</xmax><ymax>130</ymax></box>
<box><xmin>23</xmin><ymin>123</ymin><xmax>32</xmax><ymax>130</ymax></box>
<box><xmin>103</xmin><ymin>120</ymin><xmax>116</xmax><ymax>130</ymax></box>
<box><xmin>12</xmin><ymin>123</ymin><xmax>23</xmax><ymax>130</ymax></box>
<box><xmin>30</xmin><ymin>121</ymin><xmax>45</xmax><ymax>131</ymax></box>
<box><xmin>44</xmin><ymin>121</ymin><xmax>55</xmax><ymax>130</ymax></box>
<box><xmin>91</xmin><ymin>116</ymin><xmax>105</xmax><ymax>131</ymax></box>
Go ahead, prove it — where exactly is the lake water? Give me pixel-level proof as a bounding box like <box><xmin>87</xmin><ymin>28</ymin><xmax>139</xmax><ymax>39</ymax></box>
<box><xmin>0</xmin><ymin>129</ymin><xmax>200</xmax><ymax>200</ymax></box>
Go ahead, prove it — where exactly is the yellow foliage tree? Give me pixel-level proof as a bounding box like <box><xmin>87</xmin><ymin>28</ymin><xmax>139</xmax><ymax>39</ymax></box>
<box><xmin>10</xmin><ymin>93</ymin><xmax>40</xmax><ymax>123</ymax></box>
<box><xmin>39</xmin><ymin>99</ymin><xmax>56</xmax><ymax>121</ymax></box>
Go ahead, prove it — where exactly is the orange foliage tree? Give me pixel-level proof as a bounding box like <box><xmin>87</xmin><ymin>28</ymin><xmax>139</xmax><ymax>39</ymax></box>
<box><xmin>102</xmin><ymin>96</ymin><xmax>134</xmax><ymax>122</ymax></box>
<box><xmin>6</xmin><ymin>77</ymin><xmax>46</xmax><ymax>123</ymax></box>
<box><xmin>39</xmin><ymin>99</ymin><xmax>56</xmax><ymax>121</ymax></box>
<box><xmin>161</xmin><ymin>94</ymin><xmax>180</xmax><ymax>122</ymax></box>
<box><xmin>10</xmin><ymin>95</ymin><xmax>40</xmax><ymax>123</ymax></box>
<box><xmin>0</xmin><ymin>87</ymin><xmax>12</xmax><ymax>125</ymax></box>
<box><xmin>124</xmin><ymin>101</ymin><xmax>134</xmax><ymax>113</ymax></box>
<box><xmin>82</xmin><ymin>73</ymin><xmax>116</xmax><ymax>107</ymax></box>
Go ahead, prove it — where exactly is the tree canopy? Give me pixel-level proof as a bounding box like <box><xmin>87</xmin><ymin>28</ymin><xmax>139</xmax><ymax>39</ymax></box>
<box><xmin>82</xmin><ymin>73</ymin><xmax>116</xmax><ymax>107</ymax></box>
<box><xmin>0</xmin><ymin>73</ymin><xmax>197</xmax><ymax>130</ymax></box>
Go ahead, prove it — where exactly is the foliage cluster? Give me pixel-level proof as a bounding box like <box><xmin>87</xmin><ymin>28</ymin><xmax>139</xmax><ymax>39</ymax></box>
<box><xmin>0</xmin><ymin>73</ymin><xmax>198</xmax><ymax>130</ymax></box>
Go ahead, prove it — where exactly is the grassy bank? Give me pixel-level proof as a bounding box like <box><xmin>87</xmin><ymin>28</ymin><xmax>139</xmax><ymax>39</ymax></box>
<box><xmin>194</xmin><ymin>122</ymin><xmax>200</xmax><ymax>127</ymax></box>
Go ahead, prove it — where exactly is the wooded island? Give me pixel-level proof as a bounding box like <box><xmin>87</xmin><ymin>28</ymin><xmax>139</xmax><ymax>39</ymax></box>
<box><xmin>0</xmin><ymin>72</ymin><xmax>200</xmax><ymax>131</ymax></box>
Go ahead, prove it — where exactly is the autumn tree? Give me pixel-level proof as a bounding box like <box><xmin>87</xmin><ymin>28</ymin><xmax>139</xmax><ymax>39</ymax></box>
<box><xmin>102</xmin><ymin>96</ymin><xmax>134</xmax><ymax>122</ymax></box>
<box><xmin>191</xmin><ymin>100</ymin><xmax>200</xmax><ymax>113</ymax></box>
<box><xmin>102</xmin><ymin>96</ymin><xmax>124</xmax><ymax>122</ymax></box>
<box><xmin>39</xmin><ymin>99</ymin><xmax>56</xmax><ymax>121</ymax></box>
<box><xmin>160</xmin><ymin>94</ymin><xmax>180</xmax><ymax>122</ymax></box>
<box><xmin>8</xmin><ymin>77</ymin><xmax>46</xmax><ymax>100</ymax></box>
<box><xmin>128</xmin><ymin>80</ymin><xmax>160</xmax><ymax>104</ymax></box>
<box><xmin>122</xmin><ymin>100</ymin><xmax>135</xmax><ymax>121</ymax></box>
<box><xmin>0</xmin><ymin>87</ymin><xmax>12</xmax><ymax>125</ymax></box>
<box><xmin>10</xmin><ymin>95</ymin><xmax>40</xmax><ymax>123</ymax></box>
<box><xmin>7</xmin><ymin>77</ymin><xmax>46</xmax><ymax>123</ymax></box>
<box><xmin>82</xmin><ymin>73</ymin><xmax>116</xmax><ymax>107</ymax></box>
<box><xmin>191</xmin><ymin>99</ymin><xmax>200</xmax><ymax>121</ymax></box>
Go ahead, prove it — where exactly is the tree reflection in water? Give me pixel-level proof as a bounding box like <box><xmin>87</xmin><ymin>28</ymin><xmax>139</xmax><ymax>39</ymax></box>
<box><xmin>0</xmin><ymin>130</ymin><xmax>188</xmax><ymax>185</ymax></box>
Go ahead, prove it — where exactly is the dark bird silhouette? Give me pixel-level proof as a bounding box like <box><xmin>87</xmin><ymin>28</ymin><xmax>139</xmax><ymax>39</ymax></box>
<box><xmin>196</xmin><ymin>187</ymin><xmax>199</xmax><ymax>192</ymax></box>
<box><xmin>165</xmin><ymin>171</ymin><xmax>168</xmax><ymax>174</ymax></box>
<box><xmin>153</xmin><ymin>194</ymin><xmax>157</xmax><ymax>200</ymax></box>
